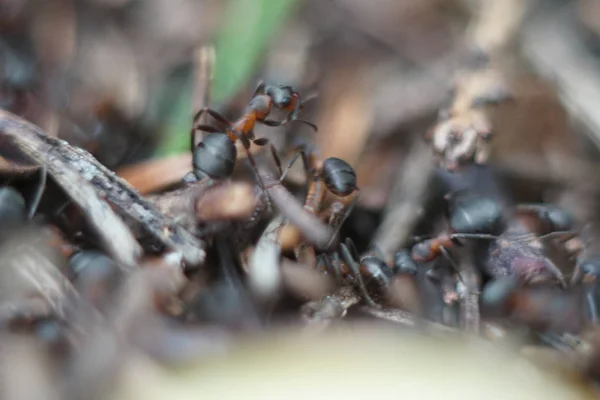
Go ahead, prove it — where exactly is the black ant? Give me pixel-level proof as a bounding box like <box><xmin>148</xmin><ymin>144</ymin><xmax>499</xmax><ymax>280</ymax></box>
<box><xmin>190</xmin><ymin>82</ymin><xmax>317</xmax><ymax>193</ymax></box>
<box><xmin>191</xmin><ymin>132</ymin><xmax>238</xmax><ymax>181</ymax></box>
<box><xmin>411</xmin><ymin>192</ymin><xmax>570</xmax><ymax>293</ymax></box>
<box><xmin>411</xmin><ymin>191</ymin><xmax>505</xmax><ymax>265</ymax></box>
<box><xmin>317</xmin><ymin>238</ymin><xmax>394</xmax><ymax>308</ymax></box>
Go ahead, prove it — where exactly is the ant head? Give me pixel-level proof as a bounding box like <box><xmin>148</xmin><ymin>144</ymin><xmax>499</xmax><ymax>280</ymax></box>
<box><xmin>321</xmin><ymin>157</ymin><xmax>357</xmax><ymax>197</ymax></box>
<box><xmin>266</xmin><ymin>85</ymin><xmax>298</xmax><ymax>111</ymax></box>
<box><xmin>544</xmin><ymin>205</ymin><xmax>573</xmax><ymax>232</ymax></box>
<box><xmin>411</xmin><ymin>240</ymin><xmax>436</xmax><ymax>263</ymax></box>
<box><xmin>393</xmin><ymin>250</ymin><xmax>418</xmax><ymax>276</ymax></box>
<box><xmin>193</xmin><ymin>133</ymin><xmax>237</xmax><ymax>180</ymax></box>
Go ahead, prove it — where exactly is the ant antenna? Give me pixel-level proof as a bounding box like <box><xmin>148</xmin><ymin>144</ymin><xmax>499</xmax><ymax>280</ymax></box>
<box><xmin>340</xmin><ymin>241</ymin><xmax>380</xmax><ymax>308</ymax></box>
<box><xmin>438</xmin><ymin>246</ymin><xmax>465</xmax><ymax>284</ymax></box>
<box><xmin>28</xmin><ymin>163</ymin><xmax>47</xmax><ymax>220</ymax></box>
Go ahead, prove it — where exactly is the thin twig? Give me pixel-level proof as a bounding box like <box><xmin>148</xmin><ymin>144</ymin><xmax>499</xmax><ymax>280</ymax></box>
<box><xmin>249</xmin><ymin>215</ymin><xmax>284</xmax><ymax>299</ymax></box>
<box><xmin>358</xmin><ymin>306</ymin><xmax>460</xmax><ymax>336</ymax></box>
<box><xmin>192</xmin><ymin>45</ymin><xmax>215</xmax><ymax>147</ymax></box>
<box><xmin>457</xmin><ymin>247</ymin><xmax>481</xmax><ymax>334</ymax></box>
<box><xmin>520</xmin><ymin>4</ymin><xmax>600</xmax><ymax>152</ymax></box>
<box><xmin>260</xmin><ymin>167</ymin><xmax>333</xmax><ymax>248</ymax></box>
<box><xmin>372</xmin><ymin>139</ymin><xmax>436</xmax><ymax>260</ymax></box>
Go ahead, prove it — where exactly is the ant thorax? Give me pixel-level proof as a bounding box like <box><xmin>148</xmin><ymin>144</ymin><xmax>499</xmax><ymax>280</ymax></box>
<box><xmin>244</xmin><ymin>95</ymin><xmax>272</xmax><ymax>120</ymax></box>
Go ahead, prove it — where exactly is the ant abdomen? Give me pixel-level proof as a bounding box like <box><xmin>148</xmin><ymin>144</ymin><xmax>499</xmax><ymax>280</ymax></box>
<box><xmin>321</xmin><ymin>157</ymin><xmax>357</xmax><ymax>197</ymax></box>
<box><xmin>448</xmin><ymin>193</ymin><xmax>505</xmax><ymax>235</ymax></box>
<box><xmin>192</xmin><ymin>133</ymin><xmax>238</xmax><ymax>180</ymax></box>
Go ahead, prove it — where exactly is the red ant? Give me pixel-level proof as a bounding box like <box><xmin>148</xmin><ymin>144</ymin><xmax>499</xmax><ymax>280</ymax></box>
<box><xmin>275</xmin><ymin>144</ymin><xmax>359</xmax><ymax>263</ymax></box>
<box><xmin>190</xmin><ymin>82</ymin><xmax>318</xmax><ymax>195</ymax></box>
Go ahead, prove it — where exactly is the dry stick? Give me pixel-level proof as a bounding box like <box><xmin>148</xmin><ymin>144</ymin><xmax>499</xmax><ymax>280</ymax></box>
<box><xmin>0</xmin><ymin>109</ymin><xmax>206</xmax><ymax>268</ymax></box>
<box><xmin>372</xmin><ymin>140</ymin><xmax>436</xmax><ymax>261</ymax></box>
<box><xmin>301</xmin><ymin>286</ymin><xmax>361</xmax><ymax>325</ymax></box>
<box><xmin>260</xmin><ymin>167</ymin><xmax>333</xmax><ymax>248</ymax></box>
<box><xmin>520</xmin><ymin>6</ymin><xmax>600</xmax><ymax>151</ymax></box>
<box><xmin>457</xmin><ymin>247</ymin><xmax>480</xmax><ymax>334</ymax></box>
<box><xmin>191</xmin><ymin>45</ymin><xmax>215</xmax><ymax>147</ymax></box>
<box><xmin>249</xmin><ymin>215</ymin><xmax>284</xmax><ymax>299</ymax></box>
<box><xmin>359</xmin><ymin>306</ymin><xmax>459</xmax><ymax>336</ymax></box>
<box><xmin>0</xmin><ymin>110</ymin><xmax>140</xmax><ymax>269</ymax></box>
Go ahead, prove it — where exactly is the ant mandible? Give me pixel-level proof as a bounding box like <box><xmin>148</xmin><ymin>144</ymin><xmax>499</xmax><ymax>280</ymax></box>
<box><xmin>190</xmin><ymin>82</ymin><xmax>318</xmax><ymax>193</ymax></box>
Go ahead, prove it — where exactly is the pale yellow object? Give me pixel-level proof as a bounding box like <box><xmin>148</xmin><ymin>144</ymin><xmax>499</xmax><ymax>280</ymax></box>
<box><xmin>114</xmin><ymin>326</ymin><xmax>595</xmax><ymax>400</ymax></box>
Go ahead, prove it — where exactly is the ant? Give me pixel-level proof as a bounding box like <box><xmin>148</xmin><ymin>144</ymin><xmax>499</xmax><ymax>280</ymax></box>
<box><xmin>411</xmin><ymin>192</ymin><xmax>569</xmax><ymax>291</ymax></box>
<box><xmin>276</xmin><ymin>143</ymin><xmax>359</xmax><ymax>257</ymax></box>
<box><xmin>317</xmin><ymin>238</ymin><xmax>394</xmax><ymax>308</ymax></box>
<box><xmin>190</xmin><ymin>82</ymin><xmax>317</xmax><ymax>194</ymax></box>
<box><xmin>411</xmin><ymin>191</ymin><xmax>505</xmax><ymax>265</ymax></box>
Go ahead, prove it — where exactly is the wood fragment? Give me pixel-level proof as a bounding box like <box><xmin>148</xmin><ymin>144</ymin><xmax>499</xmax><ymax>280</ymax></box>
<box><xmin>359</xmin><ymin>306</ymin><xmax>459</xmax><ymax>336</ymax></box>
<box><xmin>191</xmin><ymin>45</ymin><xmax>215</xmax><ymax>146</ymax></box>
<box><xmin>116</xmin><ymin>153</ymin><xmax>192</xmax><ymax>195</ymax></box>
<box><xmin>260</xmin><ymin>167</ymin><xmax>333</xmax><ymax>249</ymax></box>
<box><xmin>0</xmin><ymin>110</ymin><xmax>141</xmax><ymax>269</ymax></box>
<box><xmin>372</xmin><ymin>140</ymin><xmax>436</xmax><ymax>260</ymax></box>
<box><xmin>458</xmin><ymin>248</ymin><xmax>481</xmax><ymax>334</ymax></box>
<box><xmin>521</xmin><ymin>5</ymin><xmax>600</xmax><ymax>151</ymax></box>
<box><xmin>249</xmin><ymin>215</ymin><xmax>284</xmax><ymax>299</ymax></box>
<box><xmin>0</xmin><ymin>109</ymin><xmax>206</xmax><ymax>268</ymax></box>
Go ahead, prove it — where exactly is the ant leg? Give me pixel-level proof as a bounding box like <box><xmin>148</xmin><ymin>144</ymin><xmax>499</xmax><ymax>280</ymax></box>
<box><xmin>339</xmin><ymin>242</ymin><xmax>380</xmax><ymax>308</ymax></box>
<box><xmin>269</xmin><ymin>144</ymin><xmax>283</xmax><ymax>177</ymax></box>
<box><xmin>252</xmin><ymin>81</ymin><xmax>266</xmax><ymax>97</ymax></box>
<box><xmin>191</xmin><ymin>108</ymin><xmax>232</xmax><ymax>152</ymax></box>
<box><xmin>253</xmin><ymin>137</ymin><xmax>269</xmax><ymax>146</ymax></box>
<box><xmin>586</xmin><ymin>286</ymin><xmax>599</xmax><ymax>324</ymax></box>
<box><xmin>262</xmin><ymin>118</ymin><xmax>319</xmax><ymax>132</ymax></box>
<box><xmin>328</xmin><ymin>252</ymin><xmax>343</xmax><ymax>284</ymax></box>
<box><xmin>325</xmin><ymin>193</ymin><xmax>359</xmax><ymax>250</ymax></box>
<box><xmin>234</xmin><ymin>132</ymin><xmax>272</xmax><ymax>211</ymax></box>
<box><xmin>439</xmin><ymin>246</ymin><xmax>465</xmax><ymax>284</ymax></box>
<box><xmin>278</xmin><ymin>148</ymin><xmax>305</xmax><ymax>182</ymax></box>
<box><xmin>344</xmin><ymin>238</ymin><xmax>360</xmax><ymax>261</ymax></box>
<box><xmin>28</xmin><ymin>163</ymin><xmax>47</xmax><ymax>219</ymax></box>
<box><xmin>193</xmin><ymin>124</ymin><xmax>223</xmax><ymax>134</ymax></box>
<box><xmin>192</xmin><ymin>107</ymin><xmax>232</xmax><ymax>127</ymax></box>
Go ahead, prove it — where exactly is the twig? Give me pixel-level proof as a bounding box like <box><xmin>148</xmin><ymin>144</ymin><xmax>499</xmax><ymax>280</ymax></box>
<box><xmin>464</xmin><ymin>0</ymin><xmax>530</xmax><ymax>57</ymax></box>
<box><xmin>457</xmin><ymin>247</ymin><xmax>481</xmax><ymax>334</ymax></box>
<box><xmin>191</xmin><ymin>45</ymin><xmax>215</xmax><ymax>146</ymax></box>
<box><xmin>260</xmin><ymin>167</ymin><xmax>333</xmax><ymax>248</ymax></box>
<box><xmin>0</xmin><ymin>110</ymin><xmax>141</xmax><ymax>269</ymax></box>
<box><xmin>116</xmin><ymin>153</ymin><xmax>192</xmax><ymax>195</ymax></box>
<box><xmin>301</xmin><ymin>286</ymin><xmax>361</xmax><ymax>326</ymax></box>
<box><xmin>372</xmin><ymin>140</ymin><xmax>436</xmax><ymax>261</ymax></box>
<box><xmin>520</xmin><ymin>4</ymin><xmax>600</xmax><ymax>152</ymax></box>
<box><xmin>0</xmin><ymin>109</ymin><xmax>206</xmax><ymax>268</ymax></box>
<box><xmin>358</xmin><ymin>306</ymin><xmax>459</xmax><ymax>336</ymax></box>
<box><xmin>249</xmin><ymin>215</ymin><xmax>284</xmax><ymax>299</ymax></box>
